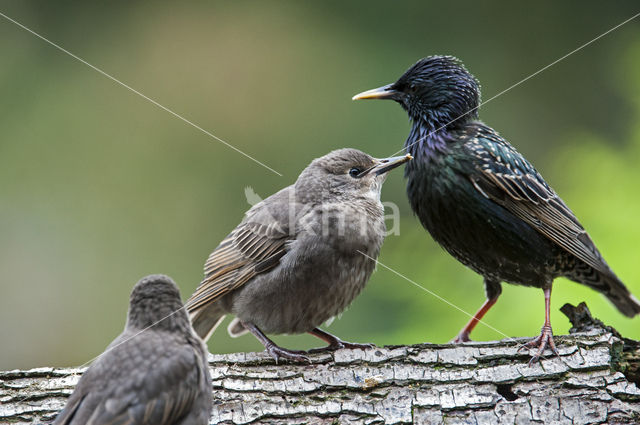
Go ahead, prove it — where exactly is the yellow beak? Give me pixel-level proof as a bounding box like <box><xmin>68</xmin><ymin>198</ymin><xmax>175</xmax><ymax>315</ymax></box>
<box><xmin>352</xmin><ymin>84</ymin><xmax>398</xmax><ymax>101</ymax></box>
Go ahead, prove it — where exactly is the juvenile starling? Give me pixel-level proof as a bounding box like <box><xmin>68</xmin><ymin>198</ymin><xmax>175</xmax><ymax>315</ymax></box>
<box><xmin>186</xmin><ymin>148</ymin><xmax>411</xmax><ymax>362</ymax></box>
<box><xmin>353</xmin><ymin>56</ymin><xmax>640</xmax><ymax>363</ymax></box>
<box><xmin>53</xmin><ymin>275</ymin><xmax>212</xmax><ymax>425</ymax></box>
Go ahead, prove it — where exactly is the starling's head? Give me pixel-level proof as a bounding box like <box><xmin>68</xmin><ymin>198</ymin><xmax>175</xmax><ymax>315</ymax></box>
<box><xmin>353</xmin><ymin>56</ymin><xmax>480</xmax><ymax>128</ymax></box>
<box><xmin>127</xmin><ymin>274</ymin><xmax>192</xmax><ymax>333</ymax></box>
<box><xmin>295</xmin><ymin>148</ymin><xmax>411</xmax><ymax>203</ymax></box>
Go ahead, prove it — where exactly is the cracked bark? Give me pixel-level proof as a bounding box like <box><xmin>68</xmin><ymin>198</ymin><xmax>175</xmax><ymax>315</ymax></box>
<box><xmin>2</xmin><ymin>303</ymin><xmax>639</xmax><ymax>424</ymax></box>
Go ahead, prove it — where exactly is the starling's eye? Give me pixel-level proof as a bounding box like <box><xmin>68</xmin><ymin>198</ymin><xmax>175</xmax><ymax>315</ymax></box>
<box><xmin>349</xmin><ymin>167</ymin><xmax>361</xmax><ymax>178</ymax></box>
<box><xmin>408</xmin><ymin>84</ymin><xmax>418</xmax><ymax>94</ymax></box>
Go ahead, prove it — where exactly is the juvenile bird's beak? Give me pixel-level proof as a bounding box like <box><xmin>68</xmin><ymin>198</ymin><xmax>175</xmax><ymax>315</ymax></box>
<box><xmin>352</xmin><ymin>84</ymin><xmax>398</xmax><ymax>101</ymax></box>
<box><xmin>372</xmin><ymin>154</ymin><xmax>412</xmax><ymax>175</ymax></box>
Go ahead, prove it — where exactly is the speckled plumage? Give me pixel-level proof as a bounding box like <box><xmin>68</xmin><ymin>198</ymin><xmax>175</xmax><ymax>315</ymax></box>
<box><xmin>186</xmin><ymin>148</ymin><xmax>410</xmax><ymax>362</ymax></box>
<box><xmin>53</xmin><ymin>275</ymin><xmax>212</xmax><ymax>425</ymax></box>
<box><xmin>354</xmin><ymin>56</ymin><xmax>640</xmax><ymax>362</ymax></box>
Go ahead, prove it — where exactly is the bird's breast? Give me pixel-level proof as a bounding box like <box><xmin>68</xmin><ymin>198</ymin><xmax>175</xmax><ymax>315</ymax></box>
<box><xmin>299</xmin><ymin>201</ymin><xmax>385</xmax><ymax>252</ymax></box>
<box><xmin>405</xmin><ymin>157</ymin><xmax>556</xmax><ymax>285</ymax></box>
<box><xmin>230</xmin><ymin>201</ymin><xmax>385</xmax><ymax>334</ymax></box>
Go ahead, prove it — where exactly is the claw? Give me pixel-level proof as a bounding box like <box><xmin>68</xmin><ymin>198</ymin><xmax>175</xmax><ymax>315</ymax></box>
<box><xmin>308</xmin><ymin>340</ymin><xmax>375</xmax><ymax>353</ymax></box>
<box><xmin>451</xmin><ymin>331</ymin><xmax>471</xmax><ymax>343</ymax></box>
<box><xmin>242</xmin><ymin>321</ymin><xmax>311</xmax><ymax>364</ymax></box>
<box><xmin>519</xmin><ymin>324</ymin><xmax>560</xmax><ymax>365</ymax></box>
<box><xmin>265</xmin><ymin>343</ymin><xmax>310</xmax><ymax>364</ymax></box>
<box><xmin>337</xmin><ymin>341</ymin><xmax>376</xmax><ymax>350</ymax></box>
<box><xmin>307</xmin><ymin>328</ymin><xmax>375</xmax><ymax>353</ymax></box>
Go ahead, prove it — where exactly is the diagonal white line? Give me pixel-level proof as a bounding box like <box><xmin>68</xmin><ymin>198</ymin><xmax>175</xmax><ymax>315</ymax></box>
<box><xmin>80</xmin><ymin>305</ymin><xmax>189</xmax><ymax>369</ymax></box>
<box><xmin>357</xmin><ymin>250</ymin><xmax>513</xmax><ymax>339</ymax></box>
<box><xmin>14</xmin><ymin>303</ymin><xmax>191</xmax><ymax>405</ymax></box>
<box><xmin>392</xmin><ymin>11</ymin><xmax>640</xmax><ymax>157</ymax></box>
<box><xmin>357</xmin><ymin>250</ymin><xmax>555</xmax><ymax>364</ymax></box>
<box><xmin>0</xmin><ymin>11</ymin><xmax>283</xmax><ymax>177</ymax></box>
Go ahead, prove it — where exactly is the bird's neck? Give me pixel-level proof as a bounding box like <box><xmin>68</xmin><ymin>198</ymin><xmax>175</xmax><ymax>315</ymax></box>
<box><xmin>127</xmin><ymin>302</ymin><xmax>191</xmax><ymax>333</ymax></box>
<box><xmin>404</xmin><ymin>118</ymin><xmax>452</xmax><ymax>160</ymax></box>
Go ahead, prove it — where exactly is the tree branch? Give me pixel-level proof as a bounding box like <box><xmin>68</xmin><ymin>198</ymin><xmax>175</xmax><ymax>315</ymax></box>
<box><xmin>2</xmin><ymin>303</ymin><xmax>640</xmax><ymax>424</ymax></box>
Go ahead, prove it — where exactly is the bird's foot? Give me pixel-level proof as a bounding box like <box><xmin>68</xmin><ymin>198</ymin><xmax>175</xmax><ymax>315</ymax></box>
<box><xmin>518</xmin><ymin>324</ymin><xmax>559</xmax><ymax>366</ymax></box>
<box><xmin>265</xmin><ymin>343</ymin><xmax>310</xmax><ymax>364</ymax></box>
<box><xmin>450</xmin><ymin>331</ymin><xmax>472</xmax><ymax>343</ymax></box>
<box><xmin>307</xmin><ymin>328</ymin><xmax>374</xmax><ymax>353</ymax></box>
<box><xmin>308</xmin><ymin>340</ymin><xmax>375</xmax><ymax>353</ymax></box>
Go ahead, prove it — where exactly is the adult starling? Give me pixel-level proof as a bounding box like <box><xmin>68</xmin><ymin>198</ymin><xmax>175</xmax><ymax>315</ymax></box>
<box><xmin>353</xmin><ymin>56</ymin><xmax>640</xmax><ymax>363</ymax></box>
<box><xmin>186</xmin><ymin>148</ymin><xmax>411</xmax><ymax>362</ymax></box>
<box><xmin>53</xmin><ymin>275</ymin><xmax>212</xmax><ymax>425</ymax></box>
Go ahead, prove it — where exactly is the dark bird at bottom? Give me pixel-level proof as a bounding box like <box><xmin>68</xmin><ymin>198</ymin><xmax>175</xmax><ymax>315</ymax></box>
<box><xmin>53</xmin><ymin>275</ymin><xmax>212</xmax><ymax>425</ymax></box>
<box><xmin>186</xmin><ymin>148</ymin><xmax>411</xmax><ymax>362</ymax></box>
<box><xmin>353</xmin><ymin>56</ymin><xmax>640</xmax><ymax>363</ymax></box>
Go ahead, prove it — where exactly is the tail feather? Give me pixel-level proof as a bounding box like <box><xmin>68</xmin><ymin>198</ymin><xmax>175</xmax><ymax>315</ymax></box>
<box><xmin>188</xmin><ymin>304</ymin><xmax>226</xmax><ymax>342</ymax></box>
<box><xmin>601</xmin><ymin>274</ymin><xmax>640</xmax><ymax>318</ymax></box>
<box><xmin>566</xmin><ymin>262</ymin><xmax>640</xmax><ymax>318</ymax></box>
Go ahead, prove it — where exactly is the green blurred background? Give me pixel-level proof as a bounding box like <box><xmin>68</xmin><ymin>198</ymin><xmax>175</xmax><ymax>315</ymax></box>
<box><xmin>1</xmin><ymin>1</ymin><xmax>639</xmax><ymax>370</ymax></box>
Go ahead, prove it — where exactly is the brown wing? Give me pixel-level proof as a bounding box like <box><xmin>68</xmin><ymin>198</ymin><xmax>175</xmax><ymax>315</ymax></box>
<box><xmin>465</xmin><ymin>131</ymin><xmax>613</xmax><ymax>277</ymax></box>
<box><xmin>186</xmin><ymin>220</ymin><xmax>290</xmax><ymax>311</ymax></box>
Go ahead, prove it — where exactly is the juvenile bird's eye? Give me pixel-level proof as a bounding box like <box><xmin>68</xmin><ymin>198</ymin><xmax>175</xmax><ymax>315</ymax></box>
<box><xmin>349</xmin><ymin>168</ymin><xmax>361</xmax><ymax>178</ymax></box>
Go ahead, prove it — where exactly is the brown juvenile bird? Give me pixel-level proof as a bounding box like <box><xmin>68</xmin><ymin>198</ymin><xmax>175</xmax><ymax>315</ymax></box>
<box><xmin>53</xmin><ymin>275</ymin><xmax>212</xmax><ymax>425</ymax></box>
<box><xmin>187</xmin><ymin>148</ymin><xmax>411</xmax><ymax>362</ymax></box>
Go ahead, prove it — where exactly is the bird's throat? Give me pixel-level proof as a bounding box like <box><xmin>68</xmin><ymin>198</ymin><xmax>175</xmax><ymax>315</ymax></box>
<box><xmin>405</xmin><ymin>121</ymin><xmax>449</xmax><ymax>160</ymax></box>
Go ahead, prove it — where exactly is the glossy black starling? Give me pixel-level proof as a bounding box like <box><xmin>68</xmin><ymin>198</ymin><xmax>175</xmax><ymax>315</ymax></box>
<box><xmin>53</xmin><ymin>275</ymin><xmax>212</xmax><ymax>425</ymax></box>
<box><xmin>186</xmin><ymin>148</ymin><xmax>411</xmax><ymax>362</ymax></box>
<box><xmin>353</xmin><ymin>56</ymin><xmax>640</xmax><ymax>363</ymax></box>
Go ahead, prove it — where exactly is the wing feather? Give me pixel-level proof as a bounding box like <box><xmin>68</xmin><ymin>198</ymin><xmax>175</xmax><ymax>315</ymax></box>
<box><xmin>464</xmin><ymin>128</ymin><xmax>613</xmax><ymax>277</ymax></box>
<box><xmin>54</xmin><ymin>335</ymin><xmax>207</xmax><ymax>425</ymax></box>
<box><xmin>187</xmin><ymin>220</ymin><xmax>290</xmax><ymax>312</ymax></box>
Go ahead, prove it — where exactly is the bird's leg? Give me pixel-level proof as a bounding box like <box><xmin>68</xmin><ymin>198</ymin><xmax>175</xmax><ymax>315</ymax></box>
<box><xmin>306</xmin><ymin>328</ymin><xmax>375</xmax><ymax>353</ymax></box>
<box><xmin>451</xmin><ymin>297</ymin><xmax>498</xmax><ymax>343</ymax></box>
<box><xmin>518</xmin><ymin>287</ymin><xmax>560</xmax><ymax>365</ymax></box>
<box><xmin>451</xmin><ymin>278</ymin><xmax>501</xmax><ymax>343</ymax></box>
<box><xmin>241</xmin><ymin>321</ymin><xmax>310</xmax><ymax>363</ymax></box>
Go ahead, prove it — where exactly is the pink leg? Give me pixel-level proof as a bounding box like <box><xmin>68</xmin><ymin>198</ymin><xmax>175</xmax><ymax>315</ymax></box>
<box><xmin>451</xmin><ymin>297</ymin><xmax>498</xmax><ymax>343</ymax></box>
<box><xmin>518</xmin><ymin>287</ymin><xmax>560</xmax><ymax>365</ymax></box>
